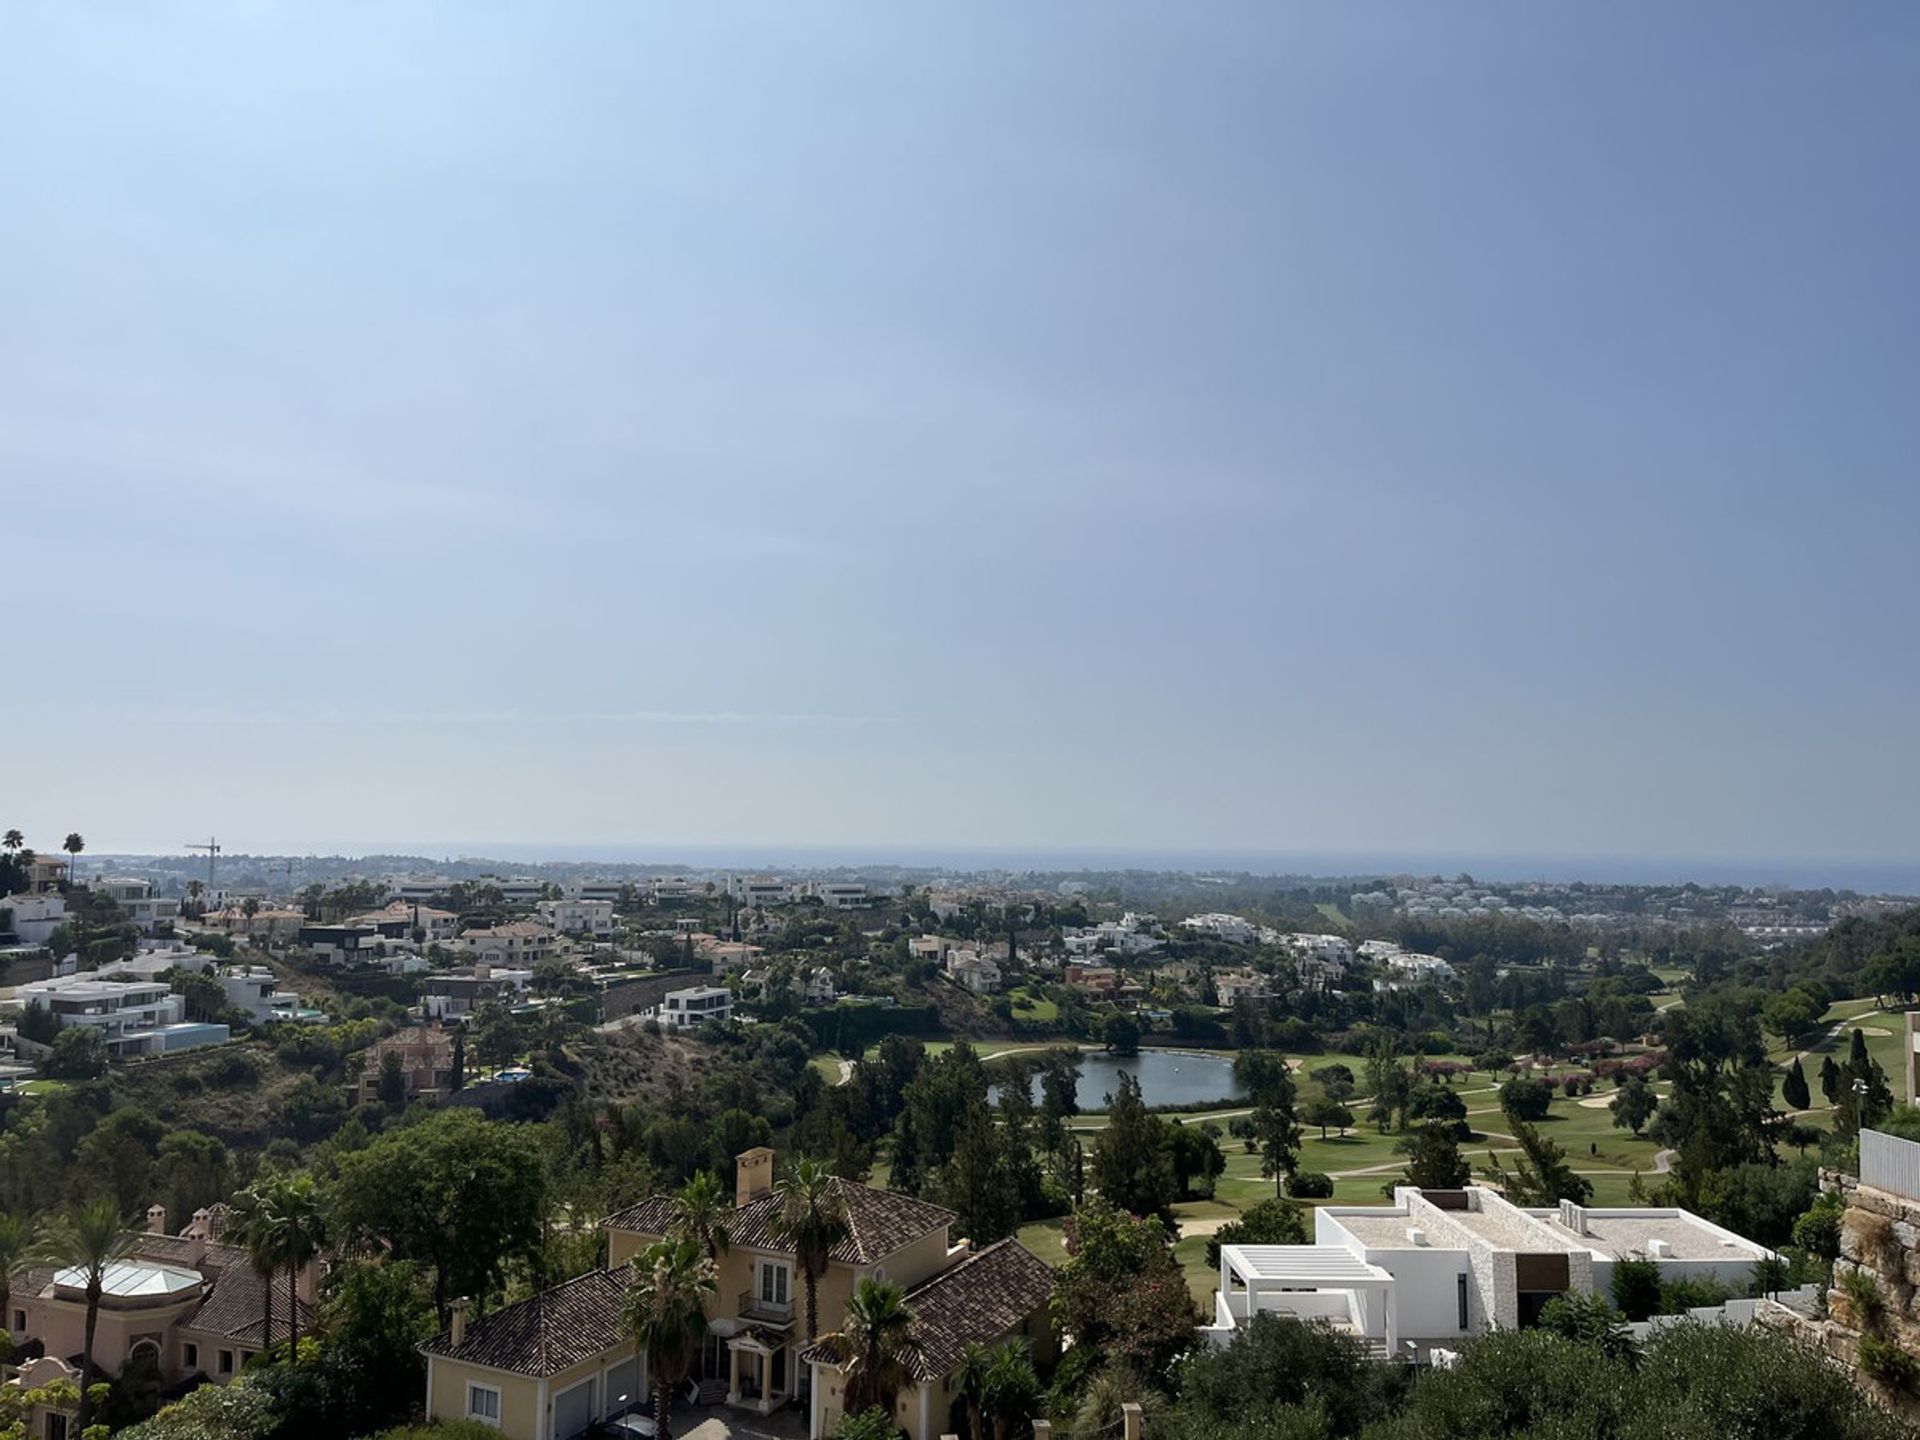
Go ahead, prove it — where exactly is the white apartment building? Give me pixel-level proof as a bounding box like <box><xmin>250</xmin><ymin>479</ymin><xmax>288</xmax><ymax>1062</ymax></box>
<box><xmin>1378</xmin><ymin>952</ymin><xmax>1456</xmax><ymax>988</ymax></box>
<box><xmin>389</xmin><ymin>876</ymin><xmax>453</xmax><ymax>903</ymax></box>
<box><xmin>1181</xmin><ymin>913</ymin><xmax>1260</xmax><ymax>945</ymax></box>
<box><xmin>728</xmin><ymin>876</ymin><xmax>793</xmax><ymax>908</ymax></box>
<box><xmin>1203</xmin><ymin>1185</ymin><xmax>1774</xmax><ymax>1359</ymax></box>
<box><xmin>217</xmin><ymin>967</ymin><xmax>321</xmax><ymax>1024</ymax></box>
<box><xmin>1287</xmin><ymin>933</ymin><xmax>1354</xmax><ymax>966</ymax></box>
<box><xmin>13</xmin><ymin>975</ymin><xmax>230</xmax><ymax>1057</ymax></box>
<box><xmin>653</xmin><ymin>985</ymin><xmax>733</xmax><ymax>1029</ymax></box>
<box><xmin>564</xmin><ymin>880</ymin><xmax>627</xmax><ymax>904</ymax></box>
<box><xmin>94</xmin><ymin>876</ymin><xmax>154</xmax><ymax>905</ymax></box>
<box><xmin>535</xmin><ymin>898</ymin><xmax>616</xmax><ymax>938</ymax></box>
<box><xmin>650</xmin><ymin>878</ymin><xmax>698</xmax><ymax>902</ymax></box>
<box><xmin>2</xmin><ymin>892</ymin><xmax>66</xmax><ymax>947</ymax></box>
<box><xmin>809</xmin><ymin>881</ymin><xmax>872</xmax><ymax>910</ymax></box>
<box><xmin>1064</xmin><ymin>922</ymin><xmax>1162</xmax><ymax>958</ymax></box>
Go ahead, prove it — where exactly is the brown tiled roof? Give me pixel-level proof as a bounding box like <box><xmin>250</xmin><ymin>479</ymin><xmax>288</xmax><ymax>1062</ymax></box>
<box><xmin>9</xmin><ymin>1235</ymin><xmax>310</xmax><ymax>1347</ymax></box>
<box><xmin>188</xmin><ymin>1260</ymin><xmax>314</xmax><ymax>1344</ymax></box>
<box><xmin>802</xmin><ymin>1239</ymin><xmax>1053</xmax><ymax>1382</ymax></box>
<box><xmin>603</xmin><ymin>1179</ymin><xmax>953</xmax><ymax>1267</ymax></box>
<box><xmin>360</xmin><ymin>1028</ymin><xmax>455</xmax><ymax>1075</ymax></box>
<box><xmin>420</xmin><ymin>1265</ymin><xmax>635</xmax><ymax>1377</ymax></box>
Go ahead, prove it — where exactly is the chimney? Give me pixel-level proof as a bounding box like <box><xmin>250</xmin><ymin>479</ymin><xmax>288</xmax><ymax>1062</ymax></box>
<box><xmin>736</xmin><ymin>1147</ymin><xmax>775</xmax><ymax>1207</ymax></box>
<box><xmin>296</xmin><ymin>1256</ymin><xmax>322</xmax><ymax>1305</ymax></box>
<box><xmin>1407</xmin><ymin>1227</ymin><xmax>1429</xmax><ymax>1248</ymax></box>
<box><xmin>189</xmin><ymin>1208</ymin><xmax>211</xmax><ymax>1239</ymax></box>
<box><xmin>1648</xmin><ymin>1238</ymin><xmax>1671</xmax><ymax>1259</ymax></box>
<box><xmin>146</xmin><ymin>1204</ymin><xmax>167</xmax><ymax>1235</ymax></box>
<box><xmin>474</xmin><ymin>963</ymin><xmax>491</xmax><ymax>982</ymax></box>
<box><xmin>450</xmin><ymin>1297</ymin><xmax>470</xmax><ymax>1348</ymax></box>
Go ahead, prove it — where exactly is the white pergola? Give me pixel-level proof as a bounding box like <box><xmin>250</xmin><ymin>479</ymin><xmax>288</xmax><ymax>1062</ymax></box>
<box><xmin>1218</xmin><ymin>1244</ymin><xmax>1398</xmax><ymax>1353</ymax></box>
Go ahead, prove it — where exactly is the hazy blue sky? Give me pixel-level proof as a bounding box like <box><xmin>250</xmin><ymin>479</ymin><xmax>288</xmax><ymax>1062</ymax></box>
<box><xmin>5</xmin><ymin>4</ymin><xmax>1918</xmax><ymax>872</ymax></box>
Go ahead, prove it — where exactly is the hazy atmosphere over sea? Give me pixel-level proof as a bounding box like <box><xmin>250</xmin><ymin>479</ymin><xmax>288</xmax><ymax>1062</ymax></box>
<box><xmin>5</xmin><ymin>3</ymin><xmax>1917</xmax><ymax>868</ymax></box>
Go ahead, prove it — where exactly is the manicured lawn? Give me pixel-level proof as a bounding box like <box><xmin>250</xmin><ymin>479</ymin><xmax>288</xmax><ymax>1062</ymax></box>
<box><xmin>1007</xmin><ymin>988</ymin><xmax>1059</xmax><ymax>1023</ymax></box>
<box><xmin>1016</xmin><ymin>1218</ymin><xmax>1069</xmax><ymax>1267</ymax></box>
<box><xmin>1314</xmin><ymin>903</ymin><xmax>1348</xmax><ymax>926</ymax></box>
<box><xmin>16</xmin><ymin>1079</ymin><xmax>67</xmax><ymax>1096</ymax></box>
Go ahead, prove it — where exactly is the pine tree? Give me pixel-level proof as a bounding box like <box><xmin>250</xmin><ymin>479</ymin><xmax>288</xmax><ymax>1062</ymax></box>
<box><xmin>1483</xmin><ymin>1117</ymin><xmax>1591</xmax><ymax>1205</ymax></box>
<box><xmin>1396</xmin><ymin>1121</ymin><xmax>1469</xmax><ymax>1189</ymax></box>
<box><xmin>1088</xmin><ymin>1073</ymin><xmax>1177</xmax><ymax>1218</ymax></box>
<box><xmin>939</xmin><ymin>1101</ymin><xmax>1020</xmax><ymax>1244</ymax></box>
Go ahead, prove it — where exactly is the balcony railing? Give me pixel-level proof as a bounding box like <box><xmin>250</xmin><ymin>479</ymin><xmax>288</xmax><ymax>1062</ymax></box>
<box><xmin>738</xmin><ymin>1290</ymin><xmax>794</xmax><ymax>1323</ymax></box>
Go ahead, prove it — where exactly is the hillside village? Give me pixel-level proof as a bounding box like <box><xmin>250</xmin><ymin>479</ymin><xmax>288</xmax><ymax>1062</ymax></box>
<box><xmin>4</xmin><ymin>836</ymin><xmax>1920</xmax><ymax>1439</ymax></box>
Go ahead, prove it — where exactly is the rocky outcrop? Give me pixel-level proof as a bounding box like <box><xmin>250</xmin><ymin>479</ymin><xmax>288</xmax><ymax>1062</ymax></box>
<box><xmin>1759</xmin><ymin>1169</ymin><xmax>1920</xmax><ymax>1425</ymax></box>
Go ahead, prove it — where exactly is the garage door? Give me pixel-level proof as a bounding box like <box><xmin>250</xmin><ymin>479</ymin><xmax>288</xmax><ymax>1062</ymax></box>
<box><xmin>553</xmin><ymin>1378</ymin><xmax>594</xmax><ymax>1440</ymax></box>
<box><xmin>604</xmin><ymin>1357</ymin><xmax>642</xmax><ymax>1417</ymax></box>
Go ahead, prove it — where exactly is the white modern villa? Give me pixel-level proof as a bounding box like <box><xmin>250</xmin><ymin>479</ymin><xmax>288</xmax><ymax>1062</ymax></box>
<box><xmin>1204</xmin><ymin>1185</ymin><xmax>1775</xmax><ymax>1359</ymax></box>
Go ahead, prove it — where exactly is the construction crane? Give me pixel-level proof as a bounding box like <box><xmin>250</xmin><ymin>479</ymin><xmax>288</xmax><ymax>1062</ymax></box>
<box><xmin>185</xmin><ymin>837</ymin><xmax>222</xmax><ymax>893</ymax></box>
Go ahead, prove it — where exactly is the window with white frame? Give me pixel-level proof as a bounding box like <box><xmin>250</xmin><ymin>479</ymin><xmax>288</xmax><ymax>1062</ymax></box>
<box><xmin>467</xmin><ymin>1383</ymin><xmax>501</xmax><ymax>1422</ymax></box>
<box><xmin>460</xmin><ymin>1382</ymin><xmax>499</xmax><ymax>1428</ymax></box>
<box><xmin>758</xmin><ymin>1260</ymin><xmax>790</xmax><ymax>1305</ymax></box>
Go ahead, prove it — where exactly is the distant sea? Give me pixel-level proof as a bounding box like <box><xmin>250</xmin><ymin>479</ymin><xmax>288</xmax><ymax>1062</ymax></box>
<box><xmin>299</xmin><ymin>842</ymin><xmax>1920</xmax><ymax>895</ymax></box>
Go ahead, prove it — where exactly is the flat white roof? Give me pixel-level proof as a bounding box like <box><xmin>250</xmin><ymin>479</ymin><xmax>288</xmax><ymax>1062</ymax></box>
<box><xmin>1223</xmin><ymin>1245</ymin><xmax>1394</xmax><ymax>1284</ymax></box>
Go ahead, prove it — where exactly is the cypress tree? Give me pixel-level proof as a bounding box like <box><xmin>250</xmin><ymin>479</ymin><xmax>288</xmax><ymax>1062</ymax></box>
<box><xmin>1782</xmin><ymin>1057</ymin><xmax>1810</xmax><ymax>1112</ymax></box>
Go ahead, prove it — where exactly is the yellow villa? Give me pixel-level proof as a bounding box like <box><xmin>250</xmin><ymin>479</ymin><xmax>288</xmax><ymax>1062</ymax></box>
<box><xmin>420</xmin><ymin>1146</ymin><xmax>1054</xmax><ymax>1440</ymax></box>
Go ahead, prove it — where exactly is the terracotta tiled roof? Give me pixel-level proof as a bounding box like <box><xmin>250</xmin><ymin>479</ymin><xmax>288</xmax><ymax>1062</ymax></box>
<box><xmin>802</xmin><ymin>1238</ymin><xmax>1053</xmax><ymax>1381</ymax></box>
<box><xmin>603</xmin><ymin>1179</ymin><xmax>953</xmax><ymax>1267</ymax></box>
<box><xmin>419</xmin><ymin>1265</ymin><xmax>635</xmax><ymax>1377</ymax></box>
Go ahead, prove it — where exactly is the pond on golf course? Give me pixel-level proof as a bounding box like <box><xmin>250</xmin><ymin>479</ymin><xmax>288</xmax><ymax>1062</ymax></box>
<box><xmin>993</xmin><ymin>1047</ymin><xmax>1245</xmax><ymax>1112</ymax></box>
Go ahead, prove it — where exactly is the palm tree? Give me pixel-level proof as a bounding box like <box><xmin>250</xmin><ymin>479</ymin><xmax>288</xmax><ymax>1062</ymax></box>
<box><xmin>229</xmin><ymin>1181</ymin><xmax>283</xmax><ymax>1357</ymax></box>
<box><xmin>28</xmin><ymin>1197</ymin><xmax>134</xmax><ymax>1427</ymax></box>
<box><xmin>186</xmin><ymin>879</ymin><xmax>205</xmax><ymax>918</ymax></box>
<box><xmin>982</xmin><ymin>1339</ymin><xmax>1041</xmax><ymax>1440</ymax></box>
<box><xmin>820</xmin><ymin>1277</ymin><xmax>922</xmax><ymax>1419</ymax></box>
<box><xmin>61</xmin><ymin>833</ymin><xmax>84</xmax><ymax>885</ymax></box>
<box><xmin>0</xmin><ymin>1210</ymin><xmax>23</xmax><ymax>1336</ymax></box>
<box><xmin>667</xmin><ymin>1171</ymin><xmax>733</xmax><ymax>1266</ymax></box>
<box><xmin>956</xmin><ymin>1341</ymin><xmax>995</xmax><ymax>1440</ymax></box>
<box><xmin>2</xmin><ymin>829</ymin><xmax>22</xmax><ymax>855</ymax></box>
<box><xmin>621</xmin><ymin>1237</ymin><xmax>716</xmax><ymax>1439</ymax></box>
<box><xmin>769</xmin><ymin>1160</ymin><xmax>848</xmax><ymax>1344</ymax></box>
<box><xmin>268</xmin><ymin>1176</ymin><xmax>327</xmax><ymax>1360</ymax></box>
<box><xmin>956</xmin><ymin>1338</ymin><xmax>1042</xmax><ymax>1440</ymax></box>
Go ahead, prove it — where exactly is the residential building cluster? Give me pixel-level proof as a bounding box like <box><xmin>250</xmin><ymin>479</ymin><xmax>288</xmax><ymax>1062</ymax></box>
<box><xmin>1204</xmin><ymin>1184</ymin><xmax>1783</xmax><ymax>1358</ymax></box>
<box><xmin>421</xmin><ymin>1148</ymin><xmax>1054</xmax><ymax>1440</ymax></box>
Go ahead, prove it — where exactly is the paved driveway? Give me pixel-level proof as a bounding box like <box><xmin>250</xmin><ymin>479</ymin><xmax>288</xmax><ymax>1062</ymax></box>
<box><xmin>675</xmin><ymin>1405</ymin><xmax>810</xmax><ymax>1440</ymax></box>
